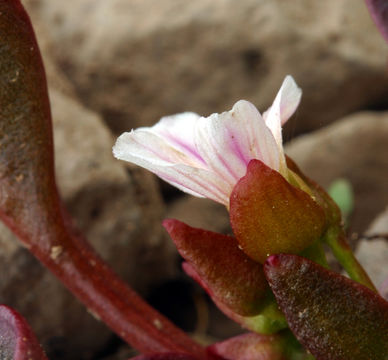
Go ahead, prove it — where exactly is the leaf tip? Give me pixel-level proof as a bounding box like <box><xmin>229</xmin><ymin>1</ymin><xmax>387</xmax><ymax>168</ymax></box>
<box><xmin>265</xmin><ymin>254</ymin><xmax>281</xmax><ymax>268</ymax></box>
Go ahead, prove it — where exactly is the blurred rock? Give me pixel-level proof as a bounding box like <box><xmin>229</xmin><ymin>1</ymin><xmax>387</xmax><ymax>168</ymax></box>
<box><xmin>0</xmin><ymin>223</ymin><xmax>110</xmax><ymax>359</ymax></box>
<box><xmin>22</xmin><ymin>7</ymin><xmax>76</xmax><ymax>98</ymax></box>
<box><xmin>167</xmin><ymin>197</ymin><xmax>230</xmax><ymax>234</ymax></box>
<box><xmin>286</xmin><ymin>111</ymin><xmax>388</xmax><ymax>234</ymax></box>
<box><xmin>51</xmin><ymin>87</ymin><xmax>175</xmax><ymax>293</ymax></box>
<box><xmin>355</xmin><ymin>207</ymin><xmax>388</xmax><ymax>293</ymax></box>
<box><xmin>0</xmin><ymin>56</ymin><xmax>176</xmax><ymax>360</ymax></box>
<box><xmin>23</xmin><ymin>0</ymin><xmax>388</xmax><ymax>135</ymax></box>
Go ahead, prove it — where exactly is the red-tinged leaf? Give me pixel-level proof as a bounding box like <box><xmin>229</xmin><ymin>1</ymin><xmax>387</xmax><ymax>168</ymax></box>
<box><xmin>0</xmin><ymin>2</ymin><xmax>205</xmax><ymax>356</ymax></box>
<box><xmin>181</xmin><ymin>261</ymin><xmax>239</xmax><ymax>322</ymax></box>
<box><xmin>163</xmin><ymin>219</ymin><xmax>268</xmax><ymax>316</ymax></box>
<box><xmin>130</xmin><ymin>353</ymin><xmax>199</xmax><ymax>360</ymax></box>
<box><xmin>181</xmin><ymin>262</ymin><xmax>283</xmax><ymax>334</ymax></box>
<box><xmin>207</xmin><ymin>332</ymin><xmax>286</xmax><ymax>360</ymax></box>
<box><xmin>0</xmin><ymin>0</ymin><xmax>59</xmax><ymax>245</ymax></box>
<box><xmin>230</xmin><ymin>160</ymin><xmax>326</xmax><ymax>264</ymax></box>
<box><xmin>0</xmin><ymin>305</ymin><xmax>48</xmax><ymax>360</ymax></box>
<box><xmin>365</xmin><ymin>0</ymin><xmax>388</xmax><ymax>43</ymax></box>
<box><xmin>264</xmin><ymin>254</ymin><xmax>388</xmax><ymax>360</ymax></box>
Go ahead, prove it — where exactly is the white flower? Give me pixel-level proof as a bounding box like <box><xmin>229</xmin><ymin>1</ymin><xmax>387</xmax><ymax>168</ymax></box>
<box><xmin>113</xmin><ymin>76</ymin><xmax>302</xmax><ymax>207</ymax></box>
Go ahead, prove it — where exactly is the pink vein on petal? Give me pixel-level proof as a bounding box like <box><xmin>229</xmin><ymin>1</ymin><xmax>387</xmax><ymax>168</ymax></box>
<box><xmin>226</xmin><ymin>126</ymin><xmax>251</xmax><ymax>167</ymax></box>
<box><xmin>162</xmin><ymin>167</ymin><xmax>229</xmax><ymax>204</ymax></box>
<box><xmin>113</xmin><ymin>75</ymin><xmax>302</xmax><ymax>206</ymax></box>
<box><xmin>162</xmin><ymin>133</ymin><xmax>206</xmax><ymax>165</ymax></box>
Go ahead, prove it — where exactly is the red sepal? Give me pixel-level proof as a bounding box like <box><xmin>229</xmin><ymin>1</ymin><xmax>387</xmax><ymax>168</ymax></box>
<box><xmin>230</xmin><ymin>160</ymin><xmax>325</xmax><ymax>263</ymax></box>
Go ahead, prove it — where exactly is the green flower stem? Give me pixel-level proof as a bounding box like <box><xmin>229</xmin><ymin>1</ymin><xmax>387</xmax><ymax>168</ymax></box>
<box><xmin>324</xmin><ymin>227</ymin><xmax>377</xmax><ymax>292</ymax></box>
<box><xmin>301</xmin><ymin>241</ymin><xmax>329</xmax><ymax>269</ymax></box>
<box><xmin>245</xmin><ymin>242</ymin><xmax>328</xmax><ymax>336</ymax></box>
<box><xmin>244</xmin><ymin>294</ymin><xmax>288</xmax><ymax>334</ymax></box>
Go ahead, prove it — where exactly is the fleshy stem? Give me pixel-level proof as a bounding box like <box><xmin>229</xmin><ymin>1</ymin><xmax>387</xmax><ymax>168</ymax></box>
<box><xmin>280</xmin><ymin>330</ymin><xmax>316</xmax><ymax>360</ymax></box>
<box><xmin>1</xmin><ymin>202</ymin><xmax>208</xmax><ymax>358</ymax></box>
<box><xmin>243</xmin><ymin>293</ymin><xmax>288</xmax><ymax>335</ymax></box>
<box><xmin>324</xmin><ymin>227</ymin><xmax>377</xmax><ymax>292</ymax></box>
<box><xmin>300</xmin><ymin>241</ymin><xmax>329</xmax><ymax>269</ymax></box>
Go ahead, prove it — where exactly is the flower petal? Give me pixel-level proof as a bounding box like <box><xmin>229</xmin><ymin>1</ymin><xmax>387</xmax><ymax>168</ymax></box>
<box><xmin>113</xmin><ymin>128</ymin><xmax>230</xmax><ymax>205</ymax></box>
<box><xmin>194</xmin><ymin>100</ymin><xmax>281</xmax><ymax>191</ymax></box>
<box><xmin>113</xmin><ymin>77</ymin><xmax>302</xmax><ymax>206</ymax></box>
<box><xmin>152</xmin><ymin>112</ymin><xmax>205</xmax><ymax>165</ymax></box>
<box><xmin>263</xmin><ymin>75</ymin><xmax>301</xmax><ymax>146</ymax></box>
<box><xmin>263</xmin><ymin>76</ymin><xmax>302</xmax><ymax>174</ymax></box>
<box><xmin>365</xmin><ymin>0</ymin><xmax>388</xmax><ymax>44</ymax></box>
<box><xmin>264</xmin><ymin>75</ymin><xmax>302</xmax><ymax>128</ymax></box>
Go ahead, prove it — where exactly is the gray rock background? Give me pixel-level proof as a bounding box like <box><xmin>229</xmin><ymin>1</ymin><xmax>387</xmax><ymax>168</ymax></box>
<box><xmin>0</xmin><ymin>13</ymin><xmax>176</xmax><ymax>359</ymax></box>
<box><xmin>286</xmin><ymin>112</ymin><xmax>388</xmax><ymax>234</ymax></box>
<box><xmin>0</xmin><ymin>1</ymin><xmax>386</xmax><ymax>359</ymax></box>
<box><xmin>356</xmin><ymin>207</ymin><xmax>388</xmax><ymax>296</ymax></box>
<box><xmin>23</xmin><ymin>0</ymin><xmax>388</xmax><ymax>135</ymax></box>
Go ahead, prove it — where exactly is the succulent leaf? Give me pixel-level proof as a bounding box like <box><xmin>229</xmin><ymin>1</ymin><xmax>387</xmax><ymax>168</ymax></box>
<box><xmin>164</xmin><ymin>219</ymin><xmax>268</xmax><ymax>316</ymax></box>
<box><xmin>264</xmin><ymin>254</ymin><xmax>388</xmax><ymax>360</ymax></box>
<box><xmin>0</xmin><ymin>305</ymin><xmax>48</xmax><ymax>360</ymax></box>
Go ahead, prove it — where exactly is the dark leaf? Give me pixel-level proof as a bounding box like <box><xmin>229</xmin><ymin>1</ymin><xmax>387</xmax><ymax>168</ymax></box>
<box><xmin>264</xmin><ymin>254</ymin><xmax>388</xmax><ymax>360</ymax></box>
<box><xmin>0</xmin><ymin>305</ymin><xmax>48</xmax><ymax>360</ymax></box>
<box><xmin>0</xmin><ymin>0</ymin><xmax>61</xmax><ymax>247</ymax></box>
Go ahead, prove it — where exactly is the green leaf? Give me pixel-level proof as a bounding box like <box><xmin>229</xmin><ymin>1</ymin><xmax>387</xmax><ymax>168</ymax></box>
<box><xmin>328</xmin><ymin>179</ymin><xmax>354</xmax><ymax>221</ymax></box>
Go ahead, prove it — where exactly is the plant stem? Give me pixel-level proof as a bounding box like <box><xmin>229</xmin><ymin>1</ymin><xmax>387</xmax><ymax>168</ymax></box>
<box><xmin>3</xmin><ymin>204</ymin><xmax>208</xmax><ymax>358</ymax></box>
<box><xmin>243</xmin><ymin>294</ymin><xmax>288</xmax><ymax>335</ymax></box>
<box><xmin>281</xmin><ymin>330</ymin><xmax>316</xmax><ymax>360</ymax></box>
<box><xmin>324</xmin><ymin>227</ymin><xmax>377</xmax><ymax>292</ymax></box>
<box><xmin>300</xmin><ymin>241</ymin><xmax>329</xmax><ymax>269</ymax></box>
